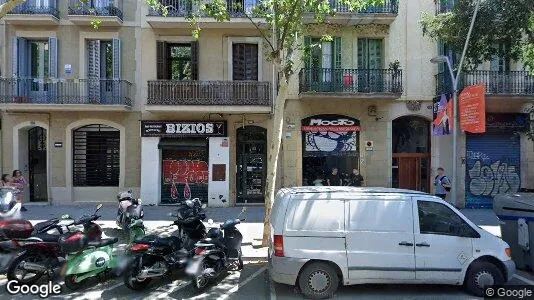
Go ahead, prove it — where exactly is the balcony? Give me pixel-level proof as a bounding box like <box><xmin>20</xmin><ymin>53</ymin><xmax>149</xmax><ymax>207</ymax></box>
<box><xmin>0</xmin><ymin>78</ymin><xmax>132</xmax><ymax>111</ymax></box>
<box><xmin>146</xmin><ymin>0</ymin><xmax>264</xmax><ymax>29</ymax></box>
<box><xmin>1</xmin><ymin>0</ymin><xmax>59</xmax><ymax>25</ymax></box>
<box><xmin>435</xmin><ymin>0</ymin><xmax>455</xmax><ymax>14</ymax></box>
<box><xmin>299</xmin><ymin>68</ymin><xmax>403</xmax><ymax>100</ymax></box>
<box><xmin>68</xmin><ymin>0</ymin><xmax>123</xmax><ymax>26</ymax></box>
<box><xmin>304</xmin><ymin>0</ymin><xmax>399</xmax><ymax>25</ymax></box>
<box><xmin>435</xmin><ymin>71</ymin><xmax>534</xmax><ymax>99</ymax></box>
<box><xmin>146</xmin><ymin>80</ymin><xmax>272</xmax><ymax>113</ymax></box>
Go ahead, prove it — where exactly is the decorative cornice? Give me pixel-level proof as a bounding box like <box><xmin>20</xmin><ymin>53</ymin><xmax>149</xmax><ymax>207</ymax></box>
<box><xmin>353</xmin><ymin>24</ymin><xmax>390</xmax><ymax>36</ymax></box>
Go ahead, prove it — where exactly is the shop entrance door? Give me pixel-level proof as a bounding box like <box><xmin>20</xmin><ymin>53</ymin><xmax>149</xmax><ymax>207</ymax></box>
<box><xmin>392</xmin><ymin>117</ymin><xmax>431</xmax><ymax>193</ymax></box>
<box><xmin>236</xmin><ymin>126</ymin><xmax>267</xmax><ymax>204</ymax></box>
<box><xmin>28</xmin><ymin>126</ymin><xmax>48</xmax><ymax>202</ymax></box>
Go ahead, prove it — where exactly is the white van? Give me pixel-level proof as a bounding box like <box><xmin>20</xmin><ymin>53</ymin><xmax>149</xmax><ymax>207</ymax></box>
<box><xmin>269</xmin><ymin>187</ymin><xmax>515</xmax><ymax>299</ymax></box>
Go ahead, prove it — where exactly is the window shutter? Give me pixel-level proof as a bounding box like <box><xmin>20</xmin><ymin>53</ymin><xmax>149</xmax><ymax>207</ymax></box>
<box><xmin>304</xmin><ymin>36</ymin><xmax>312</xmax><ymax>69</ymax></box>
<box><xmin>333</xmin><ymin>37</ymin><xmax>342</xmax><ymax>69</ymax></box>
<box><xmin>48</xmin><ymin>37</ymin><xmax>58</xmax><ymax>78</ymax></box>
<box><xmin>191</xmin><ymin>41</ymin><xmax>199</xmax><ymax>80</ymax></box>
<box><xmin>87</xmin><ymin>40</ymin><xmax>101</xmax><ymax>103</ymax></box>
<box><xmin>112</xmin><ymin>38</ymin><xmax>121</xmax><ymax>79</ymax></box>
<box><xmin>156</xmin><ymin>41</ymin><xmax>168</xmax><ymax>79</ymax></box>
<box><xmin>12</xmin><ymin>37</ymin><xmax>18</xmax><ymax>77</ymax></box>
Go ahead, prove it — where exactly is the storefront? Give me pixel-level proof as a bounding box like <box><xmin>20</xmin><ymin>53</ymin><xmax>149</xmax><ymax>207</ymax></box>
<box><xmin>464</xmin><ymin>113</ymin><xmax>528</xmax><ymax>208</ymax></box>
<box><xmin>140</xmin><ymin>120</ymin><xmax>230</xmax><ymax>206</ymax></box>
<box><xmin>301</xmin><ymin>114</ymin><xmax>360</xmax><ymax>186</ymax></box>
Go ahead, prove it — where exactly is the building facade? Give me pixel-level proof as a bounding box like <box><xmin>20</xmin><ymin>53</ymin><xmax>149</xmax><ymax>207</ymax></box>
<box><xmin>1</xmin><ymin>0</ymin><xmax>532</xmax><ymax>207</ymax></box>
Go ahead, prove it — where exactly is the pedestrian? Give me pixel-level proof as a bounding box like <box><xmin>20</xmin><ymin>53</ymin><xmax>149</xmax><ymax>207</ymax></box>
<box><xmin>348</xmin><ymin>168</ymin><xmax>364</xmax><ymax>187</ymax></box>
<box><xmin>434</xmin><ymin>167</ymin><xmax>451</xmax><ymax>200</ymax></box>
<box><xmin>326</xmin><ymin>167</ymin><xmax>342</xmax><ymax>186</ymax></box>
<box><xmin>1</xmin><ymin>174</ymin><xmax>12</xmax><ymax>187</ymax></box>
<box><xmin>12</xmin><ymin>170</ymin><xmax>27</xmax><ymax>211</ymax></box>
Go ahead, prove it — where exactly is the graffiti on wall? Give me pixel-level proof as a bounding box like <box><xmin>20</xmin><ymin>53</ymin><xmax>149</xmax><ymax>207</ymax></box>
<box><xmin>467</xmin><ymin>160</ymin><xmax>520</xmax><ymax>197</ymax></box>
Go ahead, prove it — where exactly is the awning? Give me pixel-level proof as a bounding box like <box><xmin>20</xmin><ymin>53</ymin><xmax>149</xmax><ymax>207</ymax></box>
<box><xmin>158</xmin><ymin>138</ymin><xmax>207</xmax><ymax>150</ymax></box>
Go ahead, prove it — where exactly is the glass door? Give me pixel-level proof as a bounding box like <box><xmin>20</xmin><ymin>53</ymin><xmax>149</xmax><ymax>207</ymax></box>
<box><xmin>236</xmin><ymin>126</ymin><xmax>267</xmax><ymax>204</ymax></box>
<box><xmin>28</xmin><ymin>41</ymin><xmax>49</xmax><ymax>103</ymax></box>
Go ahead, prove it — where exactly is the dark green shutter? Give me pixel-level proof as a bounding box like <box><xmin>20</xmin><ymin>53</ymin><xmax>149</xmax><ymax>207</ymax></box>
<box><xmin>333</xmin><ymin>37</ymin><xmax>342</xmax><ymax>91</ymax></box>
<box><xmin>156</xmin><ymin>41</ymin><xmax>168</xmax><ymax>80</ymax></box>
<box><xmin>191</xmin><ymin>41</ymin><xmax>199</xmax><ymax>80</ymax></box>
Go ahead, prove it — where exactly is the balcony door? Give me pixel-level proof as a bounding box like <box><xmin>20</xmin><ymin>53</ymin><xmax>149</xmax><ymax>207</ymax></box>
<box><xmin>28</xmin><ymin>41</ymin><xmax>50</xmax><ymax>102</ymax></box>
<box><xmin>87</xmin><ymin>39</ymin><xmax>120</xmax><ymax>104</ymax></box>
<box><xmin>357</xmin><ymin>38</ymin><xmax>383</xmax><ymax>92</ymax></box>
<box><xmin>490</xmin><ymin>44</ymin><xmax>511</xmax><ymax>94</ymax></box>
<box><xmin>303</xmin><ymin>36</ymin><xmax>341</xmax><ymax>92</ymax></box>
<box><xmin>232</xmin><ymin>43</ymin><xmax>259</xmax><ymax>100</ymax></box>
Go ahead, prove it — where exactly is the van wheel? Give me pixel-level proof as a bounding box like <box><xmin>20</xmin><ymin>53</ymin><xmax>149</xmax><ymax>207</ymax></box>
<box><xmin>465</xmin><ymin>261</ymin><xmax>504</xmax><ymax>297</ymax></box>
<box><xmin>298</xmin><ymin>262</ymin><xmax>339</xmax><ymax>299</ymax></box>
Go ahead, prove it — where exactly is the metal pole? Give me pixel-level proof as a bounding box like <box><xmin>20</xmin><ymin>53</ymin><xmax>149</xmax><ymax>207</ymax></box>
<box><xmin>451</xmin><ymin>0</ymin><xmax>480</xmax><ymax>207</ymax></box>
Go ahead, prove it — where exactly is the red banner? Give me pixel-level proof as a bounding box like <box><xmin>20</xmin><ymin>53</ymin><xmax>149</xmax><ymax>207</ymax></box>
<box><xmin>460</xmin><ymin>84</ymin><xmax>486</xmax><ymax>133</ymax></box>
<box><xmin>301</xmin><ymin>126</ymin><xmax>361</xmax><ymax>132</ymax></box>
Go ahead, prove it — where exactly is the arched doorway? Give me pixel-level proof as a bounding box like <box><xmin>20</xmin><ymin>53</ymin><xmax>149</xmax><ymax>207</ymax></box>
<box><xmin>236</xmin><ymin>126</ymin><xmax>267</xmax><ymax>204</ymax></box>
<box><xmin>15</xmin><ymin>125</ymin><xmax>48</xmax><ymax>202</ymax></box>
<box><xmin>392</xmin><ymin>116</ymin><xmax>431</xmax><ymax>192</ymax></box>
<box><xmin>301</xmin><ymin>114</ymin><xmax>360</xmax><ymax>186</ymax></box>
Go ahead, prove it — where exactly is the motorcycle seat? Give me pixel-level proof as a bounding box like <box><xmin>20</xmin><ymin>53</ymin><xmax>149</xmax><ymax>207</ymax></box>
<box><xmin>134</xmin><ymin>235</ymin><xmax>181</xmax><ymax>248</ymax></box>
<box><xmin>32</xmin><ymin>219</ymin><xmax>59</xmax><ymax>233</ymax></box>
<box><xmin>87</xmin><ymin>237</ymin><xmax>118</xmax><ymax>248</ymax></box>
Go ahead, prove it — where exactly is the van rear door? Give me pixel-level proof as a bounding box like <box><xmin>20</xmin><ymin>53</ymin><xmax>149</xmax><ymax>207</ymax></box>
<box><xmin>345</xmin><ymin>196</ymin><xmax>416</xmax><ymax>281</ymax></box>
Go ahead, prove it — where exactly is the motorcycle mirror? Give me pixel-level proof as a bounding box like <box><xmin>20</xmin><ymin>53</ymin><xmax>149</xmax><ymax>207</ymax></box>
<box><xmin>241</xmin><ymin>207</ymin><xmax>247</xmax><ymax>213</ymax></box>
<box><xmin>207</xmin><ymin>219</ymin><xmax>214</xmax><ymax>225</ymax></box>
<box><xmin>138</xmin><ymin>199</ymin><xmax>142</xmax><ymax>204</ymax></box>
<box><xmin>96</xmin><ymin>204</ymin><xmax>103</xmax><ymax>211</ymax></box>
<box><xmin>201</xmin><ymin>204</ymin><xmax>207</xmax><ymax>209</ymax></box>
<box><xmin>61</xmin><ymin>214</ymin><xmax>70</xmax><ymax>220</ymax></box>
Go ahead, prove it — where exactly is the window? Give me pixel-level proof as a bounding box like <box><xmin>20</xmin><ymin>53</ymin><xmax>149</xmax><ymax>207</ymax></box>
<box><xmin>349</xmin><ymin>199</ymin><xmax>413</xmax><ymax>232</ymax></box>
<box><xmin>73</xmin><ymin>124</ymin><xmax>120</xmax><ymax>187</ymax></box>
<box><xmin>418</xmin><ymin>201</ymin><xmax>478</xmax><ymax>237</ymax></box>
<box><xmin>29</xmin><ymin>41</ymin><xmax>50</xmax><ymax>92</ymax></box>
<box><xmin>491</xmin><ymin>43</ymin><xmax>510</xmax><ymax>73</ymax></box>
<box><xmin>87</xmin><ymin>39</ymin><xmax>119</xmax><ymax>79</ymax></box>
<box><xmin>232</xmin><ymin>43</ymin><xmax>258</xmax><ymax>81</ymax></box>
<box><xmin>358</xmin><ymin>38</ymin><xmax>382</xmax><ymax>69</ymax></box>
<box><xmin>286</xmin><ymin>199</ymin><xmax>344</xmax><ymax>232</ymax></box>
<box><xmin>156</xmin><ymin>41</ymin><xmax>198</xmax><ymax>80</ymax></box>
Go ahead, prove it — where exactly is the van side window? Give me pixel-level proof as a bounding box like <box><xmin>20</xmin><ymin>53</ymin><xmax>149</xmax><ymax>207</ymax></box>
<box><xmin>349</xmin><ymin>200</ymin><xmax>413</xmax><ymax>233</ymax></box>
<box><xmin>286</xmin><ymin>200</ymin><xmax>344</xmax><ymax>232</ymax></box>
<box><xmin>418</xmin><ymin>201</ymin><xmax>478</xmax><ymax>237</ymax></box>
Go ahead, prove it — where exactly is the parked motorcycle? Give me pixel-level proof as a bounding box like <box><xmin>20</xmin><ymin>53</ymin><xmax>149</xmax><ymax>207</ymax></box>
<box><xmin>116</xmin><ymin>190</ymin><xmax>145</xmax><ymax>243</ymax></box>
<box><xmin>185</xmin><ymin>207</ymin><xmax>246</xmax><ymax>290</ymax></box>
<box><xmin>0</xmin><ymin>187</ymin><xmax>22</xmax><ymax>220</ymax></box>
<box><xmin>123</xmin><ymin>198</ymin><xmax>207</xmax><ymax>290</ymax></box>
<box><xmin>5</xmin><ymin>204</ymin><xmax>104</xmax><ymax>284</ymax></box>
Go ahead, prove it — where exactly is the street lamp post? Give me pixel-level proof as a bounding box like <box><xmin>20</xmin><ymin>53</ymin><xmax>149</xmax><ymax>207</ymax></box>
<box><xmin>431</xmin><ymin>0</ymin><xmax>480</xmax><ymax>207</ymax></box>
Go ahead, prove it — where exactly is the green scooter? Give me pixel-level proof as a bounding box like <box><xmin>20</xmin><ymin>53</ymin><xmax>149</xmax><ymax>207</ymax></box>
<box><xmin>59</xmin><ymin>204</ymin><xmax>125</xmax><ymax>290</ymax></box>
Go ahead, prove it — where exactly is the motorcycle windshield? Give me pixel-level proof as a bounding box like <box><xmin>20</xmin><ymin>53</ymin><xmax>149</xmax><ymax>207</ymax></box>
<box><xmin>126</xmin><ymin>205</ymin><xmax>143</xmax><ymax>219</ymax></box>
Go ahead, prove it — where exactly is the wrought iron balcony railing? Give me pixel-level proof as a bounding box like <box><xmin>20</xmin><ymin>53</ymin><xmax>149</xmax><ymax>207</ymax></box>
<box><xmin>435</xmin><ymin>0</ymin><xmax>455</xmax><ymax>14</ymax></box>
<box><xmin>435</xmin><ymin>70</ymin><xmax>534</xmax><ymax>96</ymax></box>
<box><xmin>68</xmin><ymin>0</ymin><xmax>123</xmax><ymax>19</ymax></box>
<box><xmin>332</xmin><ymin>0</ymin><xmax>399</xmax><ymax>14</ymax></box>
<box><xmin>299</xmin><ymin>68</ymin><xmax>403</xmax><ymax>94</ymax></box>
<box><xmin>1</xmin><ymin>0</ymin><xmax>59</xmax><ymax>18</ymax></box>
<box><xmin>147</xmin><ymin>0</ymin><xmax>261</xmax><ymax>17</ymax></box>
<box><xmin>147</xmin><ymin>80</ymin><xmax>272</xmax><ymax>106</ymax></box>
<box><xmin>0</xmin><ymin>78</ymin><xmax>132</xmax><ymax>106</ymax></box>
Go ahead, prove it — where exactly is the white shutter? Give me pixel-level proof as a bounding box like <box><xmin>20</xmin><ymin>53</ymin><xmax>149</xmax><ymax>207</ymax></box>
<box><xmin>48</xmin><ymin>37</ymin><xmax>58</xmax><ymax>78</ymax></box>
<box><xmin>322</xmin><ymin>42</ymin><xmax>332</xmax><ymax>82</ymax></box>
<box><xmin>112</xmin><ymin>38</ymin><xmax>121</xmax><ymax>79</ymax></box>
<box><xmin>87</xmin><ymin>40</ymin><xmax>101</xmax><ymax>103</ymax></box>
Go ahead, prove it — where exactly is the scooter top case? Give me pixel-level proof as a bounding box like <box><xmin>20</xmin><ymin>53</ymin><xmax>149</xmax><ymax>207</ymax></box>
<box><xmin>0</xmin><ymin>219</ymin><xmax>33</xmax><ymax>239</ymax></box>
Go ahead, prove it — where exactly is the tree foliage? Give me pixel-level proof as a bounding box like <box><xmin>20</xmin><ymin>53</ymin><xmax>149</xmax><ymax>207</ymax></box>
<box><xmin>421</xmin><ymin>0</ymin><xmax>534</xmax><ymax>72</ymax></box>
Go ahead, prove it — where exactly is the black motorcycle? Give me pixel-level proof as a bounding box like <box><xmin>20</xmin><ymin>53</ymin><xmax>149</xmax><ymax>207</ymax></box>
<box><xmin>185</xmin><ymin>207</ymin><xmax>246</xmax><ymax>290</ymax></box>
<box><xmin>123</xmin><ymin>198</ymin><xmax>207</xmax><ymax>290</ymax></box>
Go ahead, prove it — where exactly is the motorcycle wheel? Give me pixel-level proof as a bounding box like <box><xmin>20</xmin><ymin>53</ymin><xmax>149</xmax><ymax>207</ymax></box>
<box><xmin>123</xmin><ymin>260</ymin><xmax>152</xmax><ymax>290</ymax></box>
<box><xmin>7</xmin><ymin>252</ymin><xmax>57</xmax><ymax>285</ymax></box>
<box><xmin>64</xmin><ymin>274</ymin><xmax>86</xmax><ymax>290</ymax></box>
<box><xmin>129</xmin><ymin>227</ymin><xmax>145</xmax><ymax>244</ymax></box>
<box><xmin>192</xmin><ymin>261</ymin><xmax>209</xmax><ymax>290</ymax></box>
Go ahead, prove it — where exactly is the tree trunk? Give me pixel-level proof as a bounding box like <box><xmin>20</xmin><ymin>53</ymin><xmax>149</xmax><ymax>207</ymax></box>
<box><xmin>0</xmin><ymin>0</ymin><xmax>25</xmax><ymax>18</ymax></box>
<box><xmin>262</xmin><ymin>80</ymin><xmax>288</xmax><ymax>247</ymax></box>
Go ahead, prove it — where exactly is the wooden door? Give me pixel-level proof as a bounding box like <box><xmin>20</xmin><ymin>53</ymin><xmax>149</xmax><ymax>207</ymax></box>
<box><xmin>394</xmin><ymin>153</ymin><xmax>430</xmax><ymax>193</ymax></box>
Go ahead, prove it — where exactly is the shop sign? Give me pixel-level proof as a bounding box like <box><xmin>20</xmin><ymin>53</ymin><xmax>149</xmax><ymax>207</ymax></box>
<box><xmin>141</xmin><ymin>121</ymin><xmax>227</xmax><ymax>137</ymax></box>
<box><xmin>301</xmin><ymin>116</ymin><xmax>361</xmax><ymax>132</ymax></box>
<box><xmin>485</xmin><ymin>113</ymin><xmax>529</xmax><ymax>133</ymax></box>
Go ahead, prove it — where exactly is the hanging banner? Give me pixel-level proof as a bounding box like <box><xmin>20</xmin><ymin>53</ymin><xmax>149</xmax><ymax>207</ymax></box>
<box><xmin>433</xmin><ymin>93</ymin><xmax>453</xmax><ymax>136</ymax></box>
<box><xmin>460</xmin><ymin>84</ymin><xmax>486</xmax><ymax>133</ymax></box>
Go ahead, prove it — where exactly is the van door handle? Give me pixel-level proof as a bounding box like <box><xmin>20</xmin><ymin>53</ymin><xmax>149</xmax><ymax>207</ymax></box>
<box><xmin>416</xmin><ymin>242</ymin><xmax>430</xmax><ymax>247</ymax></box>
<box><xmin>398</xmin><ymin>241</ymin><xmax>414</xmax><ymax>246</ymax></box>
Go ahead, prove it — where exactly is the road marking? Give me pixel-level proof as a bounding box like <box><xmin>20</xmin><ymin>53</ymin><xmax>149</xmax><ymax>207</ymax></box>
<box><xmin>216</xmin><ymin>266</ymin><xmax>268</xmax><ymax>300</ymax></box>
<box><xmin>514</xmin><ymin>274</ymin><xmax>534</xmax><ymax>285</ymax></box>
<box><xmin>156</xmin><ymin>281</ymin><xmax>192</xmax><ymax>299</ymax></box>
<box><xmin>270</xmin><ymin>275</ymin><xmax>277</xmax><ymax>300</ymax></box>
<box><xmin>72</xmin><ymin>281</ymin><xmax>124</xmax><ymax>300</ymax></box>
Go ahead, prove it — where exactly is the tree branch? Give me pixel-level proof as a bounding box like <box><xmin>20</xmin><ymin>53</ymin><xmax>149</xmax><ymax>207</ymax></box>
<box><xmin>279</xmin><ymin>0</ymin><xmax>301</xmax><ymax>50</ymax></box>
<box><xmin>244</xmin><ymin>13</ymin><xmax>276</xmax><ymax>53</ymax></box>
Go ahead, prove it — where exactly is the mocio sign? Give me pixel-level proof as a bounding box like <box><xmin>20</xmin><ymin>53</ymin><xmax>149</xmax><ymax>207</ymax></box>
<box><xmin>302</xmin><ymin>115</ymin><xmax>361</xmax><ymax>132</ymax></box>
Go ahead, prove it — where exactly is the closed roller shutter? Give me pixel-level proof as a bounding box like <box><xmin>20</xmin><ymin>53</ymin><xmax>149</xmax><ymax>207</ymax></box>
<box><xmin>465</xmin><ymin>134</ymin><xmax>521</xmax><ymax>208</ymax></box>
